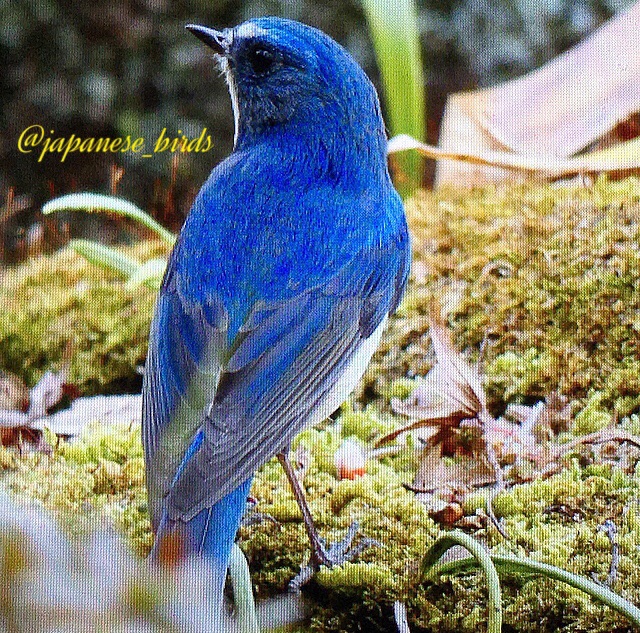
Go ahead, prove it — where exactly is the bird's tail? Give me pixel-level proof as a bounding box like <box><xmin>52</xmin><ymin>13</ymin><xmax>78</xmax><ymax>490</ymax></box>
<box><xmin>151</xmin><ymin>478</ymin><xmax>253</xmax><ymax>603</ymax></box>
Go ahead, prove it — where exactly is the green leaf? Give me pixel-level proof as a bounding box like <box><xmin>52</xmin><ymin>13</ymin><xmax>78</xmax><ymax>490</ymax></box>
<box><xmin>125</xmin><ymin>257</ymin><xmax>167</xmax><ymax>290</ymax></box>
<box><xmin>69</xmin><ymin>239</ymin><xmax>141</xmax><ymax>278</ymax></box>
<box><xmin>427</xmin><ymin>538</ymin><xmax>640</xmax><ymax>630</ymax></box>
<box><xmin>229</xmin><ymin>544</ymin><xmax>260</xmax><ymax>633</ymax></box>
<box><xmin>421</xmin><ymin>531</ymin><xmax>502</xmax><ymax>633</ymax></box>
<box><xmin>42</xmin><ymin>193</ymin><xmax>176</xmax><ymax>245</ymax></box>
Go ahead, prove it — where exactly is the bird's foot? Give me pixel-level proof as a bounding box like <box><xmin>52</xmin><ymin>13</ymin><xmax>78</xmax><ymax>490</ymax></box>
<box><xmin>288</xmin><ymin>521</ymin><xmax>381</xmax><ymax>592</ymax></box>
<box><xmin>311</xmin><ymin>521</ymin><xmax>379</xmax><ymax>567</ymax></box>
<box><xmin>241</xmin><ymin>511</ymin><xmax>278</xmax><ymax>528</ymax></box>
<box><xmin>241</xmin><ymin>496</ymin><xmax>279</xmax><ymax>529</ymax></box>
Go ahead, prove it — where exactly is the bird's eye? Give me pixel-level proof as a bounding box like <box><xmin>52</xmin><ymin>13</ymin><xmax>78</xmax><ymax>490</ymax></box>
<box><xmin>247</xmin><ymin>46</ymin><xmax>276</xmax><ymax>75</ymax></box>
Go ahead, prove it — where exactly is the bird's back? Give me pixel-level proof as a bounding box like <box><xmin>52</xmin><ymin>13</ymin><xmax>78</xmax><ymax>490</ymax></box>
<box><xmin>173</xmin><ymin>138</ymin><xmax>407</xmax><ymax>338</ymax></box>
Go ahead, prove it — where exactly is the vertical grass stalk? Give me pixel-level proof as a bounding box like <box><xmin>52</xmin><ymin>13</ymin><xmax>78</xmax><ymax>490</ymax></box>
<box><xmin>362</xmin><ymin>0</ymin><xmax>426</xmax><ymax>191</ymax></box>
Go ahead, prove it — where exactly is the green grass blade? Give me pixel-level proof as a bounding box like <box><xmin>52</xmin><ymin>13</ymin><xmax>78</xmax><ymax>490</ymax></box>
<box><xmin>42</xmin><ymin>193</ymin><xmax>176</xmax><ymax>245</ymax></box>
<box><xmin>431</xmin><ymin>552</ymin><xmax>640</xmax><ymax>629</ymax></box>
<box><xmin>69</xmin><ymin>239</ymin><xmax>140</xmax><ymax>277</ymax></box>
<box><xmin>124</xmin><ymin>257</ymin><xmax>167</xmax><ymax>290</ymax></box>
<box><xmin>229</xmin><ymin>544</ymin><xmax>260</xmax><ymax>633</ymax></box>
<box><xmin>420</xmin><ymin>531</ymin><xmax>502</xmax><ymax>633</ymax></box>
<box><xmin>362</xmin><ymin>0</ymin><xmax>425</xmax><ymax>190</ymax></box>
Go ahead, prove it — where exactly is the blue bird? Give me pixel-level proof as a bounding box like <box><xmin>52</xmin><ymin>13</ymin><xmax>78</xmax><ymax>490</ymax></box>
<box><xmin>142</xmin><ymin>16</ymin><xmax>410</xmax><ymax>605</ymax></box>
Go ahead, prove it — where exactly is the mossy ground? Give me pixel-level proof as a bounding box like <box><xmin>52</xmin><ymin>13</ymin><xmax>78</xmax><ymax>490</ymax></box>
<box><xmin>3</xmin><ymin>177</ymin><xmax>640</xmax><ymax>631</ymax></box>
<box><xmin>0</xmin><ymin>241</ymin><xmax>163</xmax><ymax>394</ymax></box>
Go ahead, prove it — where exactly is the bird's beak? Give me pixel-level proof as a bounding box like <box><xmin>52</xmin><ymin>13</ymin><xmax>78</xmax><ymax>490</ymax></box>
<box><xmin>186</xmin><ymin>24</ymin><xmax>228</xmax><ymax>55</ymax></box>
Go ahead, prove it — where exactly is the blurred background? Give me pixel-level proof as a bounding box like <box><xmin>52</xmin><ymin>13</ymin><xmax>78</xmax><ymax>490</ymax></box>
<box><xmin>0</xmin><ymin>0</ymin><xmax>634</xmax><ymax>261</ymax></box>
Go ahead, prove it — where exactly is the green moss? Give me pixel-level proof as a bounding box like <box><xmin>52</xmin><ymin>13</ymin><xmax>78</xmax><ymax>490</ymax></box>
<box><xmin>379</xmin><ymin>378</ymin><xmax>419</xmax><ymax>401</ymax></box>
<box><xmin>316</xmin><ymin>561</ymin><xmax>399</xmax><ymax>594</ymax></box>
<box><xmin>2</xmin><ymin>409</ymin><xmax>640</xmax><ymax>631</ymax></box>
<box><xmin>0</xmin><ymin>242</ymin><xmax>164</xmax><ymax>395</ymax></box>
<box><xmin>338</xmin><ymin>403</ymin><xmax>397</xmax><ymax>443</ymax></box>
<box><xmin>572</xmin><ymin>392</ymin><xmax>612</xmax><ymax>435</ymax></box>
<box><xmin>486</xmin><ymin>348</ymin><xmax>553</xmax><ymax>401</ymax></box>
<box><xmin>364</xmin><ymin>176</ymin><xmax>640</xmax><ymax>428</ymax></box>
<box><xmin>4</xmin><ymin>179</ymin><xmax>640</xmax><ymax>630</ymax></box>
<box><xmin>0</xmin><ymin>422</ymin><xmax>152</xmax><ymax>554</ymax></box>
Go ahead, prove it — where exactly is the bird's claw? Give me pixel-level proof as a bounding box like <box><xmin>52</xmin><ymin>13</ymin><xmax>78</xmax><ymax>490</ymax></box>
<box><xmin>288</xmin><ymin>521</ymin><xmax>382</xmax><ymax>592</ymax></box>
<box><xmin>241</xmin><ymin>511</ymin><xmax>278</xmax><ymax>529</ymax></box>
<box><xmin>312</xmin><ymin>521</ymin><xmax>380</xmax><ymax>566</ymax></box>
<box><xmin>241</xmin><ymin>496</ymin><xmax>279</xmax><ymax>529</ymax></box>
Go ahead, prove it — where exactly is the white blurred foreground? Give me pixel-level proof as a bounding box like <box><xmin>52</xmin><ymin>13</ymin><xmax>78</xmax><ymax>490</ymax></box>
<box><xmin>0</xmin><ymin>495</ymin><xmax>304</xmax><ymax>632</ymax></box>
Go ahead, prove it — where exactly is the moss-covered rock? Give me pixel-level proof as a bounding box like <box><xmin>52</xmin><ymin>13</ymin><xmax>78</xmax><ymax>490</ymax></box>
<box><xmin>3</xmin><ymin>415</ymin><xmax>639</xmax><ymax>632</ymax></box>
<box><xmin>365</xmin><ymin>176</ymin><xmax>640</xmax><ymax>421</ymax></box>
<box><xmin>5</xmin><ymin>176</ymin><xmax>640</xmax><ymax>420</ymax></box>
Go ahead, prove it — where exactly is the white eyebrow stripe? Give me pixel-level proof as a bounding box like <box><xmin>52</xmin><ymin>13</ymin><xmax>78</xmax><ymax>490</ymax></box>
<box><xmin>234</xmin><ymin>23</ymin><xmax>269</xmax><ymax>40</ymax></box>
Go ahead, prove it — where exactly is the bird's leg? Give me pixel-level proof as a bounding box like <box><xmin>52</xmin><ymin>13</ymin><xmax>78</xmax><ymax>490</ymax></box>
<box><xmin>277</xmin><ymin>451</ymin><xmax>332</xmax><ymax>566</ymax></box>
<box><xmin>277</xmin><ymin>451</ymin><xmax>380</xmax><ymax>577</ymax></box>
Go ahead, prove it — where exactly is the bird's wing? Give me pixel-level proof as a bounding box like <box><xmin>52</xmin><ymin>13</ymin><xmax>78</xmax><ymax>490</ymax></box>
<box><xmin>163</xmin><ymin>231</ymin><xmax>409</xmax><ymax>522</ymax></box>
<box><xmin>142</xmin><ymin>247</ymin><xmax>230</xmax><ymax>529</ymax></box>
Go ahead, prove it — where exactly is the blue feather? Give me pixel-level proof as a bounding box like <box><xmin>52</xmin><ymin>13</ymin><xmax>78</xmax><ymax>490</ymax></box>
<box><xmin>151</xmin><ymin>431</ymin><xmax>252</xmax><ymax>600</ymax></box>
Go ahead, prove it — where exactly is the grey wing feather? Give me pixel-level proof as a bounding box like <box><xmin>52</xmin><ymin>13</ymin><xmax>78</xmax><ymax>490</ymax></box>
<box><xmin>166</xmin><ymin>292</ymin><xmax>366</xmax><ymax>521</ymax></box>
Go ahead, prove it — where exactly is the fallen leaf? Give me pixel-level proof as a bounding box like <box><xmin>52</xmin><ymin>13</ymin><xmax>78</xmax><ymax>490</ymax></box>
<box><xmin>33</xmin><ymin>394</ymin><xmax>142</xmax><ymax>436</ymax></box>
<box><xmin>430</xmin><ymin>2</ymin><xmax>640</xmax><ymax>185</ymax></box>
<box><xmin>28</xmin><ymin>370</ymin><xmax>67</xmax><ymax>419</ymax></box>
<box><xmin>379</xmin><ymin>305</ymin><xmax>485</xmax><ymax>449</ymax></box>
<box><xmin>0</xmin><ymin>371</ymin><xmax>29</xmax><ymax>412</ymax></box>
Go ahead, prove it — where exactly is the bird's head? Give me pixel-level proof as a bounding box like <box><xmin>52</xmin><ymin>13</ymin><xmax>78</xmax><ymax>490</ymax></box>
<box><xmin>187</xmin><ymin>17</ymin><xmax>386</xmax><ymax>155</ymax></box>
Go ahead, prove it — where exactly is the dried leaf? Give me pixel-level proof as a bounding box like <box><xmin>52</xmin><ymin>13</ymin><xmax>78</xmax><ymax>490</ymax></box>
<box><xmin>390</xmin><ymin>133</ymin><xmax>640</xmax><ymax>183</ymax></box>
<box><xmin>379</xmin><ymin>308</ymin><xmax>485</xmax><ymax>448</ymax></box>
<box><xmin>376</xmin><ymin>415</ymin><xmax>460</xmax><ymax>448</ymax></box>
<box><xmin>392</xmin><ymin>366</ymin><xmax>471</xmax><ymax>420</ymax></box>
<box><xmin>0</xmin><ymin>371</ymin><xmax>29</xmax><ymax>412</ymax></box>
<box><xmin>413</xmin><ymin>445</ymin><xmax>495</xmax><ymax>497</ymax></box>
<box><xmin>32</xmin><ymin>394</ymin><xmax>142</xmax><ymax>436</ymax></box>
<box><xmin>0</xmin><ymin>410</ymin><xmax>30</xmax><ymax>428</ymax></box>
<box><xmin>485</xmin><ymin>415</ymin><xmax>541</xmax><ymax>465</ymax></box>
<box><xmin>389</xmin><ymin>134</ymin><xmax>569</xmax><ymax>174</ymax></box>
<box><xmin>404</xmin><ymin>3</ymin><xmax>640</xmax><ymax>185</ymax></box>
<box><xmin>429</xmin><ymin>501</ymin><xmax>464</xmax><ymax>526</ymax></box>
<box><xmin>480</xmin><ymin>3</ymin><xmax>640</xmax><ymax>158</ymax></box>
<box><xmin>427</xmin><ymin>312</ymin><xmax>485</xmax><ymax>412</ymax></box>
